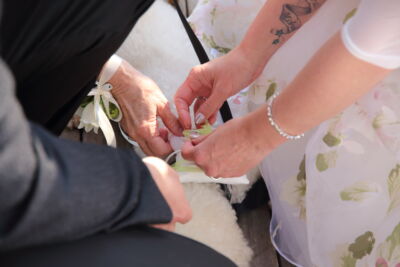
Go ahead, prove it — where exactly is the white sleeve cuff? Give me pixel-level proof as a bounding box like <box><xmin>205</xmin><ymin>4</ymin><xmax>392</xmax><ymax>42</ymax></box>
<box><xmin>341</xmin><ymin>24</ymin><xmax>400</xmax><ymax>70</ymax></box>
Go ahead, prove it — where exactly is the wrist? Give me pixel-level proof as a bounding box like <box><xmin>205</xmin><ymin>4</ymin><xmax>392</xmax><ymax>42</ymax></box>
<box><xmin>233</xmin><ymin>45</ymin><xmax>265</xmax><ymax>82</ymax></box>
<box><xmin>244</xmin><ymin>104</ymin><xmax>287</xmax><ymax>154</ymax></box>
<box><xmin>237</xmin><ymin>41</ymin><xmax>271</xmax><ymax>81</ymax></box>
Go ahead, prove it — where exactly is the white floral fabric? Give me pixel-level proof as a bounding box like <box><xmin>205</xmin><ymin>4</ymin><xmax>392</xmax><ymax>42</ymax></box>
<box><xmin>189</xmin><ymin>0</ymin><xmax>400</xmax><ymax>266</ymax></box>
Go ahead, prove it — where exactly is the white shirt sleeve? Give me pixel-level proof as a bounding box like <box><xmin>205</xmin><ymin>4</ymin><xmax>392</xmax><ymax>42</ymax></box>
<box><xmin>341</xmin><ymin>0</ymin><xmax>400</xmax><ymax>69</ymax></box>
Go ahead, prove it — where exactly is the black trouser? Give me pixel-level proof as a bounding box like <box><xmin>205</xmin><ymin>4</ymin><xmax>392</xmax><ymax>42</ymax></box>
<box><xmin>0</xmin><ymin>227</ymin><xmax>236</xmax><ymax>267</ymax></box>
<box><xmin>1</xmin><ymin>0</ymin><xmax>153</xmax><ymax>134</ymax></box>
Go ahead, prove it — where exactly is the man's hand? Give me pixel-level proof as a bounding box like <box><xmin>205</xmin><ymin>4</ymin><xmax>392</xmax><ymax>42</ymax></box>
<box><xmin>142</xmin><ymin>157</ymin><xmax>192</xmax><ymax>231</ymax></box>
<box><xmin>174</xmin><ymin>48</ymin><xmax>257</xmax><ymax>129</ymax></box>
<box><xmin>110</xmin><ymin>60</ymin><xmax>182</xmax><ymax>158</ymax></box>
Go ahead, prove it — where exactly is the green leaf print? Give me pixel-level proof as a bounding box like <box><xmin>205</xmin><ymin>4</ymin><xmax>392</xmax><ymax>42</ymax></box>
<box><xmin>210</xmin><ymin>7</ymin><xmax>217</xmax><ymax>25</ymax></box>
<box><xmin>341</xmin><ymin>253</ymin><xmax>357</xmax><ymax>267</ymax></box>
<box><xmin>202</xmin><ymin>33</ymin><xmax>231</xmax><ymax>54</ymax></box>
<box><xmin>340</xmin><ymin>181</ymin><xmax>378</xmax><ymax>202</ymax></box>
<box><xmin>388</xmin><ymin>164</ymin><xmax>400</xmax><ymax>213</ymax></box>
<box><xmin>316</xmin><ymin>151</ymin><xmax>337</xmax><ymax>172</ymax></box>
<box><xmin>323</xmin><ymin>132</ymin><xmax>341</xmax><ymax>147</ymax></box>
<box><xmin>385</xmin><ymin>222</ymin><xmax>400</xmax><ymax>260</ymax></box>
<box><xmin>297</xmin><ymin>155</ymin><xmax>306</xmax><ymax>182</ymax></box>
<box><xmin>265</xmin><ymin>82</ymin><xmax>277</xmax><ymax>101</ymax></box>
<box><xmin>348</xmin><ymin>231</ymin><xmax>375</xmax><ymax>260</ymax></box>
<box><xmin>343</xmin><ymin>8</ymin><xmax>357</xmax><ymax>24</ymax></box>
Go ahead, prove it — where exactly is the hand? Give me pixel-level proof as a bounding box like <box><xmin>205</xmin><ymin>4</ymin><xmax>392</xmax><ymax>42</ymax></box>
<box><xmin>174</xmin><ymin>48</ymin><xmax>258</xmax><ymax>129</ymax></box>
<box><xmin>111</xmin><ymin>60</ymin><xmax>183</xmax><ymax>158</ymax></box>
<box><xmin>181</xmin><ymin>106</ymin><xmax>285</xmax><ymax>177</ymax></box>
<box><xmin>142</xmin><ymin>157</ymin><xmax>192</xmax><ymax>231</ymax></box>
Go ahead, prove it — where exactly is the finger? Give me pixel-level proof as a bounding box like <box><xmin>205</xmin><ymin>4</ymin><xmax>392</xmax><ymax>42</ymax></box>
<box><xmin>208</xmin><ymin>112</ymin><xmax>218</xmax><ymax>125</ymax></box>
<box><xmin>151</xmin><ymin>223</ymin><xmax>175</xmax><ymax>232</ymax></box>
<box><xmin>191</xmin><ymin>133</ymin><xmax>210</xmax><ymax>145</ymax></box>
<box><xmin>194</xmin><ymin>99</ymin><xmax>217</xmax><ymax>126</ymax></box>
<box><xmin>175</xmin><ymin>67</ymin><xmax>209</xmax><ymax>129</ymax></box>
<box><xmin>194</xmin><ymin>93</ymin><xmax>224</xmax><ymax>125</ymax></box>
<box><xmin>159</xmin><ymin>128</ymin><xmax>169</xmax><ymax>142</ymax></box>
<box><xmin>193</xmin><ymin>96</ymin><xmax>206</xmax><ymax>115</ymax></box>
<box><xmin>181</xmin><ymin>140</ymin><xmax>196</xmax><ymax>161</ymax></box>
<box><xmin>158</xmin><ymin>102</ymin><xmax>183</xmax><ymax>136</ymax></box>
<box><xmin>146</xmin><ymin>136</ymin><xmax>174</xmax><ymax>158</ymax></box>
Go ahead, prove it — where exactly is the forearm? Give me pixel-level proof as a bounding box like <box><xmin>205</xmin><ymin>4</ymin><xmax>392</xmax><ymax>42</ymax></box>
<box><xmin>247</xmin><ymin>32</ymin><xmax>391</xmax><ymax>151</ymax></box>
<box><xmin>238</xmin><ymin>0</ymin><xmax>327</xmax><ymax>78</ymax></box>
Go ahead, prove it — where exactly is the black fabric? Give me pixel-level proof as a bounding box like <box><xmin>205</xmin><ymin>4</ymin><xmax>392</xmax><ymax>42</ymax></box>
<box><xmin>0</xmin><ymin>0</ymin><xmax>154</xmax><ymax>135</ymax></box>
<box><xmin>0</xmin><ymin>227</ymin><xmax>237</xmax><ymax>267</ymax></box>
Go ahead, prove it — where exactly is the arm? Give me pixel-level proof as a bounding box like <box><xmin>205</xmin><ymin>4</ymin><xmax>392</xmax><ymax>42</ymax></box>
<box><xmin>239</xmin><ymin>0</ymin><xmax>327</xmax><ymax>79</ymax></box>
<box><xmin>181</xmin><ymin>0</ymin><xmax>400</xmax><ymax>177</ymax></box>
<box><xmin>175</xmin><ymin>0</ymin><xmax>327</xmax><ymax>128</ymax></box>
<box><xmin>0</xmin><ymin>59</ymin><xmax>190</xmax><ymax>250</ymax></box>
<box><xmin>182</xmin><ymin>32</ymin><xmax>390</xmax><ymax>177</ymax></box>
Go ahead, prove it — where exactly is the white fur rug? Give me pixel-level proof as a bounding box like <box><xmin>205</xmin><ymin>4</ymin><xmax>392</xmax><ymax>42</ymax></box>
<box><xmin>117</xmin><ymin>1</ymin><xmax>253</xmax><ymax>266</ymax></box>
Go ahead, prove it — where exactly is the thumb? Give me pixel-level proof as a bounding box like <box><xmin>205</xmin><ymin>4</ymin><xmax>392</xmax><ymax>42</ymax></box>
<box><xmin>181</xmin><ymin>140</ymin><xmax>196</xmax><ymax>161</ymax></box>
<box><xmin>194</xmin><ymin>93</ymin><xmax>224</xmax><ymax>125</ymax></box>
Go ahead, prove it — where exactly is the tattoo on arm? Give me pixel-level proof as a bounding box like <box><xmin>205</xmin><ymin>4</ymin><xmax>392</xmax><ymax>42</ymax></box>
<box><xmin>272</xmin><ymin>0</ymin><xmax>326</xmax><ymax>45</ymax></box>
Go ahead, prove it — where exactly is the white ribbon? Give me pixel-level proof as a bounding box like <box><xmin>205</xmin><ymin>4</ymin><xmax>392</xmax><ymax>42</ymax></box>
<box><xmin>77</xmin><ymin>55</ymin><xmax>123</xmax><ymax>147</ymax></box>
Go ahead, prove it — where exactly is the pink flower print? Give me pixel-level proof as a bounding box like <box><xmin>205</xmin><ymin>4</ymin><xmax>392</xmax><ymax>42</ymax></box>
<box><xmin>395</xmin><ymin>263</ymin><xmax>400</xmax><ymax>267</ymax></box>
<box><xmin>233</xmin><ymin>95</ymin><xmax>242</xmax><ymax>105</ymax></box>
<box><xmin>375</xmin><ymin>258</ymin><xmax>388</xmax><ymax>267</ymax></box>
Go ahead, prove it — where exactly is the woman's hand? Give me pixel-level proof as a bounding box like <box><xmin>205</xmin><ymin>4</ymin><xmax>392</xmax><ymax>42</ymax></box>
<box><xmin>143</xmin><ymin>157</ymin><xmax>192</xmax><ymax>231</ymax></box>
<box><xmin>110</xmin><ymin>60</ymin><xmax>182</xmax><ymax>158</ymax></box>
<box><xmin>181</xmin><ymin>105</ymin><xmax>285</xmax><ymax>177</ymax></box>
<box><xmin>174</xmin><ymin>48</ymin><xmax>258</xmax><ymax>129</ymax></box>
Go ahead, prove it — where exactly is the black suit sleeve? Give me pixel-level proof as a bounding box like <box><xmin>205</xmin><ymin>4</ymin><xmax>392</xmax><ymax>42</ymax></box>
<box><xmin>0</xmin><ymin>60</ymin><xmax>172</xmax><ymax>251</ymax></box>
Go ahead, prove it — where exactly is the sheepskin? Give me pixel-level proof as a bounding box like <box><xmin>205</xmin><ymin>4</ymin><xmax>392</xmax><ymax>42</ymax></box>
<box><xmin>117</xmin><ymin>1</ymin><xmax>253</xmax><ymax>266</ymax></box>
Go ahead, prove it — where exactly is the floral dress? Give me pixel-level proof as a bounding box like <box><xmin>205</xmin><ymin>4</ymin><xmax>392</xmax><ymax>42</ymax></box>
<box><xmin>188</xmin><ymin>0</ymin><xmax>400</xmax><ymax>266</ymax></box>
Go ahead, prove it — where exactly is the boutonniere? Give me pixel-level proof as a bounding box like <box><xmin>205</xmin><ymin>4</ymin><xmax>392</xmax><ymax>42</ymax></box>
<box><xmin>75</xmin><ymin>55</ymin><xmax>123</xmax><ymax>147</ymax></box>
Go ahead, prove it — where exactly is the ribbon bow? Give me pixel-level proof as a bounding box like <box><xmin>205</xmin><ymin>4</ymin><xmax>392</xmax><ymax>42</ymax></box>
<box><xmin>76</xmin><ymin>55</ymin><xmax>123</xmax><ymax>147</ymax></box>
<box><xmin>77</xmin><ymin>81</ymin><xmax>122</xmax><ymax>147</ymax></box>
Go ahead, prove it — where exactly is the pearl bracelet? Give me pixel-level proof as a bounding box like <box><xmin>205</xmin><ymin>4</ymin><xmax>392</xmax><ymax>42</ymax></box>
<box><xmin>267</xmin><ymin>93</ymin><xmax>305</xmax><ymax>140</ymax></box>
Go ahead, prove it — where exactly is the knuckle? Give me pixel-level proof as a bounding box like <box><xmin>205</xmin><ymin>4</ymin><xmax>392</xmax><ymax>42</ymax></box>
<box><xmin>189</xmin><ymin>66</ymin><xmax>201</xmax><ymax>77</ymax></box>
<box><xmin>184</xmin><ymin>210</ymin><xmax>193</xmax><ymax>222</ymax></box>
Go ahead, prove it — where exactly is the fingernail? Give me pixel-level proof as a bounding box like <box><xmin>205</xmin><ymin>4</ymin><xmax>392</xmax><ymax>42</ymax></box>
<box><xmin>190</xmin><ymin>131</ymin><xmax>200</xmax><ymax>139</ymax></box>
<box><xmin>195</xmin><ymin>113</ymin><xmax>205</xmax><ymax>125</ymax></box>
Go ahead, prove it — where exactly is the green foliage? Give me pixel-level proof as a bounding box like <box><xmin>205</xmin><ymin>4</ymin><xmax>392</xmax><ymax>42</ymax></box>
<box><xmin>80</xmin><ymin>96</ymin><xmax>94</xmax><ymax>108</ymax></box>
<box><xmin>108</xmin><ymin>102</ymin><xmax>120</xmax><ymax>120</ymax></box>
